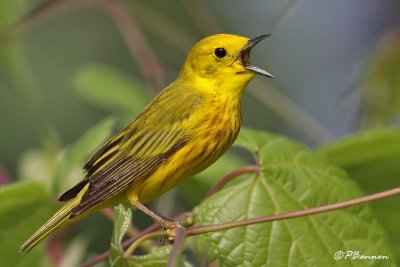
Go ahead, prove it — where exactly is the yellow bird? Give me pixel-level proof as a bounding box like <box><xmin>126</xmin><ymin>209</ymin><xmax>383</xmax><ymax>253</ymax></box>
<box><xmin>20</xmin><ymin>33</ymin><xmax>274</xmax><ymax>254</ymax></box>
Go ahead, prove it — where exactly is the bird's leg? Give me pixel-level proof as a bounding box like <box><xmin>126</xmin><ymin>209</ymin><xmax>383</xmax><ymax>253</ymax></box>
<box><xmin>132</xmin><ymin>201</ymin><xmax>184</xmax><ymax>230</ymax></box>
<box><xmin>132</xmin><ymin>201</ymin><xmax>184</xmax><ymax>245</ymax></box>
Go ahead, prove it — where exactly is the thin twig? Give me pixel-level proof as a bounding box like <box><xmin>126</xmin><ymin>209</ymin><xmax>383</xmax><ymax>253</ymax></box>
<box><xmin>167</xmin><ymin>228</ymin><xmax>186</xmax><ymax>267</ymax></box>
<box><xmin>95</xmin><ymin>0</ymin><xmax>165</xmax><ymax>93</ymax></box>
<box><xmin>81</xmin><ymin>186</ymin><xmax>400</xmax><ymax>267</ymax></box>
<box><xmin>81</xmin><ymin>211</ymin><xmax>192</xmax><ymax>266</ymax></box>
<box><xmin>3</xmin><ymin>0</ymin><xmax>165</xmax><ymax>93</ymax></box>
<box><xmin>46</xmin><ymin>234</ymin><xmax>63</xmax><ymax>267</ymax></box>
<box><xmin>0</xmin><ymin>164</ymin><xmax>12</xmax><ymax>185</ymax></box>
<box><xmin>127</xmin><ymin>1</ymin><xmax>195</xmax><ymax>53</ymax></box>
<box><xmin>121</xmin><ymin>222</ymin><xmax>160</xmax><ymax>250</ymax></box>
<box><xmin>205</xmin><ymin>165</ymin><xmax>259</xmax><ymax>198</ymax></box>
<box><xmin>187</xmin><ymin>187</ymin><xmax>400</xmax><ymax>236</ymax></box>
<box><xmin>80</xmin><ymin>222</ymin><xmax>160</xmax><ymax>267</ymax></box>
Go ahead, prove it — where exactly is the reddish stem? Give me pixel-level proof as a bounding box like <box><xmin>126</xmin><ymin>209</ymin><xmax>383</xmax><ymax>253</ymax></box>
<box><xmin>187</xmin><ymin>186</ymin><xmax>400</xmax><ymax>236</ymax></box>
<box><xmin>205</xmin><ymin>165</ymin><xmax>259</xmax><ymax>198</ymax></box>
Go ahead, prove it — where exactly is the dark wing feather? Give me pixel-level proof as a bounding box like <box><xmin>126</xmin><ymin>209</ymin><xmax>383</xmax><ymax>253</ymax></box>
<box><xmin>58</xmin><ymin>82</ymin><xmax>201</xmax><ymax>218</ymax></box>
<box><xmin>58</xmin><ymin>179</ymin><xmax>89</xmax><ymax>201</ymax></box>
<box><xmin>70</xmin><ymin>139</ymin><xmax>186</xmax><ymax>218</ymax></box>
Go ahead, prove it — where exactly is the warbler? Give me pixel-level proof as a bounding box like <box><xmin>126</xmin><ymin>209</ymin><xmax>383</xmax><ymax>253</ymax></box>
<box><xmin>20</xmin><ymin>33</ymin><xmax>274</xmax><ymax>254</ymax></box>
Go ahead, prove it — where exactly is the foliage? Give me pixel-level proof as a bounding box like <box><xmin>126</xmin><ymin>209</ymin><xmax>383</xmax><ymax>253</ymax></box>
<box><xmin>195</xmin><ymin>129</ymin><xmax>395</xmax><ymax>267</ymax></box>
<box><xmin>109</xmin><ymin>204</ymin><xmax>192</xmax><ymax>267</ymax></box>
<box><xmin>361</xmin><ymin>31</ymin><xmax>400</xmax><ymax>128</ymax></box>
<box><xmin>0</xmin><ymin>1</ymin><xmax>399</xmax><ymax>267</ymax></box>
<box><xmin>319</xmin><ymin>128</ymin><xmax>400</xmax><ymax>261</ymax></box>
<box><xmin>109</xmin><ymin>204</ymin><xmax>132</xmax><ymax>267</ymax></box>
<box><xmin>0</xmin><ymin>182</ymin><xmax>56</xmax><ymax>267</ymax></box>
<box><xmin>73</xmin><ymin>64</ymin><xmax>149</xmax><ymax>115</ymax></box>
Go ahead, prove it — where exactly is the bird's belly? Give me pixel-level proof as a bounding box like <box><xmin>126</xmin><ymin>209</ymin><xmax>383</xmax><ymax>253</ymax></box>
<box><xmin>127</xmin><ymin>122</ymin><xmax>239</xmax><ymax>203</ymax></box>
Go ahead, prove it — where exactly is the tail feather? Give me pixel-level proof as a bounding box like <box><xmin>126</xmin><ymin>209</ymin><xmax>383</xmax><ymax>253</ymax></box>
<box><xmin>19</xmin><ymin>184</ymin><xmax>89</xmax><ymax>254</ymax></box>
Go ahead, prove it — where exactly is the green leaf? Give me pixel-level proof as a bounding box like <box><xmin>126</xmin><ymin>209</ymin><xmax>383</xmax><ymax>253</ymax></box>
<box><xmin>361</xmin><ymin>30</ymin><xmax>400</xmax><ymax>128</ymax></box>
<box><xmin>54</xmin><ymin>117</ymin><xmax>115</xmax><ymax>192</ymax></box>
<box><xmin>108</xmin><ymin>205</ymin><xmax>192</xmax><ymax>267</ymax></box>
<box><xmin>318</xmin><ymin>128</ymin><xmax>400</xmax><ymax>264</ymax></box>
<box><xmin>195</xmin><ymin>128</ymin><xmax>395</xmax><ymax>267</ymax></box>
<box><xmin>73</xmin><ymin>63</ymin><xmax>149</xmax><ymax>114</ymax></box>
<box><xmin>317</xmin><ymin>128</ymin><xmax>400</xmax><ymax>182</ymax></box>
<box><xmin>179</xmin><ymin>152</ymin><xmax>247</xmax><ymax>206</ymax></box>
<box><xmin>127</xmin><ymin>246</ymin><xmax>192</xmax><ymax>267</ymax></box>
<box><xmin>0</xmin><ymin>181</ymin><xmax>57</xmax><ymax>267</ymax></box>
<box><xmin>109</xmin><ymin>204</ymin><xmax>132</xmax><ymax>267</ymax></box>
<box><xmin>234</xmin><ymin>128</ymin><xmax>277</xmax><ymax>156</ymax></box>
<box><xmin>0</xmin><ymin>1</ymin><xmax>45</xmax><ymax>126</ymax></box>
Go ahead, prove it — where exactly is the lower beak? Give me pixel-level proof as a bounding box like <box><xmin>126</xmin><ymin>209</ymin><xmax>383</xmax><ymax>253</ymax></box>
<box><xmin>240</xmin><ymin>34</ymin><xmax>275</xmax><ymax>78</ymax></box>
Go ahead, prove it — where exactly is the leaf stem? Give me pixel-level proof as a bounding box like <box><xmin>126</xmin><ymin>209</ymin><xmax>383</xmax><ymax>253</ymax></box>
<box><xmin>123</xmin><ymin>230</ymin><xmax>167</xmax><ymax>258</ymax></box>
<box><xmin>80</xmin><ymin>222</ymin><xmax>160</xmax><ymax>267</ymax></box>
<box><xmin>187</xmin><ymin>186</ymin><xmax>400</xmax><ymax>236</ymax></box>
<box><xmin>205</xmin><ymin>165</ymin><xmax>259</xmax><ymax>198</ymax></box>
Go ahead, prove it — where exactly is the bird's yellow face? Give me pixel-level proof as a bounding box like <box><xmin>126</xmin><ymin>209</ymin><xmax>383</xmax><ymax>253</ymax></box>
<box><xmin>179</xmin><ymin>34</ymin><xmax>273</xmax><ymax>87</ymax></box>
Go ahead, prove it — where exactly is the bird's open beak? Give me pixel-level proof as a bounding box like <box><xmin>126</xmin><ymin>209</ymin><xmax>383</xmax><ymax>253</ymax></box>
<box><xmin>240</xmin><ymin>34</ymin><xmax>275</xmax><ymax>78</ymax></box>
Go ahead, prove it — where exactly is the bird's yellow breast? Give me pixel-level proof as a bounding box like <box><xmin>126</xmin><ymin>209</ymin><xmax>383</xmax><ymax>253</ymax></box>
<box><xmin>127</xmin><ymin>93</ymin><xmax>242</xmax><ymax>203</ymax></box>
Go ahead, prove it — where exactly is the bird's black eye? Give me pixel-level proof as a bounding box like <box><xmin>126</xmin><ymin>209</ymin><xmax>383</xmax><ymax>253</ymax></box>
<box><xmin>214</xmin><ymin>48</ymin><xmax>227</xmax><ymax>58</ymax></box>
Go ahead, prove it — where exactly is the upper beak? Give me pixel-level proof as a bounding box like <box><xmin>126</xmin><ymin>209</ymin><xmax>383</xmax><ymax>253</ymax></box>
<box><xmin>240</xmin><ymin>34</ymin><xmax>275</xmax><ymax>78</ymax></box>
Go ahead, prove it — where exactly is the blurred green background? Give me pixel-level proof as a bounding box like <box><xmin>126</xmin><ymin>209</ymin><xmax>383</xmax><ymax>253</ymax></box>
<box><xmin>1</xmin><ymin>0</ymin><xmax>400</xmax><ymax>266</ymax></box>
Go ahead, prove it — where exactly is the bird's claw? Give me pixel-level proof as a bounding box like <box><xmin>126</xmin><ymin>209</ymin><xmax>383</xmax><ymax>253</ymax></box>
<box><xmin>159</xmin><ymin>220</ymin><xmax>184</xmax><ymax>245</ymax></box>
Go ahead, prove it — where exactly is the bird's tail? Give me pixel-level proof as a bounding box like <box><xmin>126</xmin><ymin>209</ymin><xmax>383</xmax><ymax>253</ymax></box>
<box><xmin>19</xmin><ymin>184</ymin><xmax>89</xmax><ymax>254</ymax></box>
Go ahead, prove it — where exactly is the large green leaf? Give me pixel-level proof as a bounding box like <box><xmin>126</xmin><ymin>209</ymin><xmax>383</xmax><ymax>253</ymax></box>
<box><xmin>194</xmin><ymin>128</ymin><xmax>395</xmax><ymax>266</ymax></box>
<box><xmin>178</xmin><ymin>152</ymin><xmax>247</xmax><ymax>206</ymax></box>
<box><xmin>318</xmin><ymin>128</ymin><xmax>400</xmax><ymax>263</ymax></box>
<box><xmin>0</xmin><ymin>181</ymin><xmax>57</xmax><ymax>267</ymax></box>
<box><xmin>73</xmin><ymin>63</ymin><xmax>149</xmax><ymax>114</ymax></box>
<box><xmin>317</xmin><ymin>128</ymin><xmax>400</xmax><ymax>183</ymax></box>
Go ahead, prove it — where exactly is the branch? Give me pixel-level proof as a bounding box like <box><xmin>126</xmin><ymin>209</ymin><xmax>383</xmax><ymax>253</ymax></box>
<box><xmin>81</xmin><ymin>185</ymin><xmax>400</xmax><ymax>267</ymax></box>
<box><xmin>187</xmin><ymin>186</ymin><xmax>400</xmax><ymax>236</ymax></box>
<box><xmin>81</xmin><ymin>210</ymin><xmax>193</xmax><ymax>267</ymax></box>
<box><xmin>167</xmin><ymin>227</ymin><xmax>186</xmax><ymax>267</ymax></box>
<box><xmin>95</xmin><ymin>0</ymin><xmax>165</xmax><ymax>93</ymax></box>
<box><xmin>80</xmin><ymin>222</ymin><xmax>160</xmax><ymax>267</ymax></box>
<box><xmin>3</xmin><ymin>0</ymin><xmax>165</xmax><ymax>93</ymax></box>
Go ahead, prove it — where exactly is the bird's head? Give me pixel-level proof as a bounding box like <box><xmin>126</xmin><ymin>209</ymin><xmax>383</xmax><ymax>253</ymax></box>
<box><xmin>179</xmin><ymin>34</ymin><xmax>274</xmax><ymax>87</ymax></box>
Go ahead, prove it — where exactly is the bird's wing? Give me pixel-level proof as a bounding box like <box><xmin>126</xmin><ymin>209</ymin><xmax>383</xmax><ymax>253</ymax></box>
<box><xmin>59</xmin><ymin>82</ymin><xmax>202</xmax><ymax>218</ymax></box>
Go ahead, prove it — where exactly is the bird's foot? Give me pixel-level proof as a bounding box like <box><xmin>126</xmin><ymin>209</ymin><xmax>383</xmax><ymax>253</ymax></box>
<box><xmin>160</xmin><ymin>219</ymin><xmax>185</xmax><ymax>245</ymax></box>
